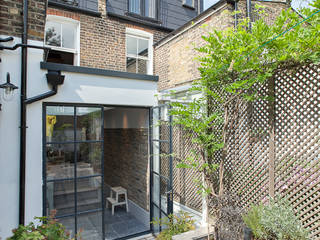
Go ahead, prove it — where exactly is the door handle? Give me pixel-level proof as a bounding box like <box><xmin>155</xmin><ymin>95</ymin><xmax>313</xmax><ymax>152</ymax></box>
<box><xmin>165</xmin><ymin>190</ymin><xmax>173</xmax><ymax>201</ymax></box>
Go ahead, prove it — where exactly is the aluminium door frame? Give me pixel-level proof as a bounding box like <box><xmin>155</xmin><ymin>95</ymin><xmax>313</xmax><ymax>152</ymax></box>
<box><xmin>42</xmin><ymin>102</ymin><xmax>105</xmax><ymax>240</ymax></box>
<box><xmin>149</xmin><ymin>104</ymin><xmax>173</xmax><ymax>232</ymax></box>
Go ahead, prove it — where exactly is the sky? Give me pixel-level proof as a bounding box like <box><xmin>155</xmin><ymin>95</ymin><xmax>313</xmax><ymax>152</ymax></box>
<box><xmin>203</xmin><ymin>0</ymin><xmax>314</xmax><ymax>11</ymax></box>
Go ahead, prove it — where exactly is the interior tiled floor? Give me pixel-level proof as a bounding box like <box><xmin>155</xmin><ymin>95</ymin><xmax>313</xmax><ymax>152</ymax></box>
<box><xmin>58</xmin><ymin>208</ymin><xmax>149</xmax><ymax>240</ymax></box>
<box><xmin>105</xmin><ymin>207</ymin><xmax>149</xmax><ymax>240</ymax></box>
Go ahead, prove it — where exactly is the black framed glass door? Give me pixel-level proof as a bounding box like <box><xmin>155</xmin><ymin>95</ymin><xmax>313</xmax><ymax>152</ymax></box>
<box><xmin>150</xmin><ymin>105</ymin><xmax>173</xmax><ymax>232</ymax></box>
<box><xmin>43</xmin><ymin>104</ymin><xmax>105</xmax><ymax>240</ymax></box>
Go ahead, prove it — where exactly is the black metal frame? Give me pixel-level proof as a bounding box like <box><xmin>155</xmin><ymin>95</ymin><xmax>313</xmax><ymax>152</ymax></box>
<box><xmin>43</xmin><ymin>102</ymin><xmax>105</xmax><ymax>240</ymax></box>
<box><xmin>43</xmin><ymin>102</ymin><xmax>155</xmax><ymax>240</ymax></box>
<box><xmin>149</xmin><ymin>105</ymin><xmax>174</xmax><ymax>232</ymax></box>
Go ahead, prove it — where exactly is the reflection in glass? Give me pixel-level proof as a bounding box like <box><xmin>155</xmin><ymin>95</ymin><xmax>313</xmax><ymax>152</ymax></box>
<box><xmin>126</xmin><ymin>36</ymin><xmax>137</xmax><ymax>56</ymax></box>
<box><xmin>46</xmin><ymin>179</ymin><xmax>75</xmax><ymax>217</ymax></box>
<box><xmin>138</xmin><ymin>59</ymin><xmax>148</xmax><ymax>74</ymax></box>
<box><xmin>62</xmin><ymin>22</ymin><xmax>75</xmax><ymax>49</ymax></box>
<box><xmin>77</xmin><ymin>211</ymin><xmax>103</xmax><ymax>240</ymax></box>
<box><xmin>58</xmin><ymin>216</ymin><xmax>75</xmax><ymax>238</ymax></box>
<box><xmin>152</xmin><ymin>205</ymin><xmax>160</xmax><ymax>232</ymax></box>
<box><xmin>184</xmin><ymin>0</ymin><xmax>193</xmax><ymax>6</ymax></box>
<box><xmin>45</xmin><ymin>21</ymin><xmax>61</xmax><ymax>47</ymax></box>
<box><xmin>46</xmin><ymin>144</ymin><xmax>75</xmax><ymax>179</ymax></box>
<box><xmin>145</xmin><ymin>0</ymin><xmax>156</xmax><ymax>18</ymax></box>
<box><xmin>160</xmin><ymin>177</ymin><xmax>168</xmax><ymax>213</ymax></box>
<box><xmin>46</xmin><ymin>106</ymin><xmax>74</xmax><ymax>142</ymax></box>
<box><xmin>77</xmin><ymin>143</ymin><xmax>102</xmax><ymax>176</ymax></box>
<box><xmin>138</xmin><ymin>38</ymin><xmax>148</xmax><ymax>57</ymax></box>
<box><xmin>129</xmin><ymin>0</ymin><xmax>140</xmax><ymax>14</ymax></box>
<box><xmin>153</xmin><ymin>174</ymin><xmax>160</xmax><ymax>206</ymax></box>
<box><xmin>77</xmin><ymin>177</ymin><xmax>102</xmax><ymax>212</ymax></box>
<box><xmin>76</xmin><ymin>107</ymin><xmax>102</xmax><ymax>141</ymax></box>
<box><xmin>126</xmin><ymin>57</ymin><xmax>137</xmax><ymax>73</ymax></box>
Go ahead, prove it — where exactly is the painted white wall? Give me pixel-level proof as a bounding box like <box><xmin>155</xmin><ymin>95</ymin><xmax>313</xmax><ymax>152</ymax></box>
<box><xmin>0</xmin><ymin>36</ymin><xmax>22</xmax><ymax>239</ymax></box>
<box><xmin>0</xmin><ymin>35</ymin><xmax>158</xmax><ymax>239</ymax></box>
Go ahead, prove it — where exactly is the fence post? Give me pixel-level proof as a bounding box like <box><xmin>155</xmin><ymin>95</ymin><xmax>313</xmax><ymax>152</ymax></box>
<box><xmin>268</xmin><ymin>77</ymin><xmax>276</xmax><ymax>198</ymax></box>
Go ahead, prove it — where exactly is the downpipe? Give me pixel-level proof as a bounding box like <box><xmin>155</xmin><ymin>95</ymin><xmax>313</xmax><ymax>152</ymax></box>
<box><xmin>17</xmin><ymin>0</ymin><xmax>64</xmax><ymax>225</ymax></box>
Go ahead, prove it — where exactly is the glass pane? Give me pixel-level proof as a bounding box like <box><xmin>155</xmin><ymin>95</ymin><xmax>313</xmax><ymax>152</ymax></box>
<box><xmin>46</xmin><ymin>144</ymin><xmax>75</xmax><ymax>179</ymax></box>
<box><xmin>152</xmin><ymin>108</ymin><xmax>160</xmax><ymax>173</ymax></box>
<box><xmin>46</xmin><ymin>179</ymin><xmax>75</xmax><ymax>217</ymax></box>
<box><xmin>77</xmin><ymin>177</ymin><xmax>102</xmax><ymax>212</ymax></box>
<box><xmin>160</xmin><ymin>148</ymin><xmax>170</xmax><ymax>179</ymax></box>
<box><xmin>152</xmin><ymin>174</ymin><xmax>160</xmax><ymax>206</ymax></box>
<box><xmin>145</xmin><ymin>0</ymin><xmax>156</xmax><ymax>18</ymax></box>
<box><xmin>77</xmin><ymin>211</ymin><xmax>103</xmax><ymax>240</ymax></box>
<box><xmin>138</xmin><ymin>59</ymin><xmax>148</xmax><ymax>74</ymax></box>
<box><xmin>152</xmin><ymin>205</ymin><xmax>160</xmax><ymax>233</ymax></box>
<box><xmin>185</xmin><ymin>0</ymin><xmax>193</xmax><ymax>6</ymax></box>
<box><xmin>129</xmin><ymin>0</ymin><xmax>140</xmax><ymax>14</ymax></box>
<box><xmin>160</xmin><ymin>177</ymin><xmax>168</xmax><ymax>213</ymax></box>
<box><xmin>45</xmin><ymin>21</ymin><xmax>61</xmax><ymax>47</ymax></box>
<box><xmin>77</xmin><ymin>142</ymin><xmax>102</xmax><ymax>176</ymax></box>
<box><xmin>62</xmin><ymin>22</ymin><xmax>75</xmax><ymax>49</ymax></box>
<box><xmin>46</xmin><ymin>106</ymin><xmax>74</xmax><ymax>142</ymax></box>
<box><xmin>57</xmin><ymin>216</ymin><xmax>75</xmax><ymax>238</ymax></box>
<box><xmin>161</xmin><ymin>211</ymin><xmax>168</xmax><ymax>230</ymax></box>
<box><xmin>76</xmin><ymin>107</ymin><xmax>102</xmax><ymax>141</ymax></box>
<box><xmin>138</xmin><ymin>38</ymin><xmax>148</xmax><ymax>58</ymax></box>
<box><xmin>126</xmin><ymin>57</ymin><xmax>137</xmax><ymax>73</ymax></box>
<box><xmin>126</xmin><ymin>35</ymin><xmax>138</xmax><ymax>56</ymax></box>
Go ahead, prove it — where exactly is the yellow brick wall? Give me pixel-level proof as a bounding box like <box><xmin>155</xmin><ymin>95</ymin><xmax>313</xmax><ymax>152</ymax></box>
<box><xmin>155</xmin><ymin>1</ymin><xmax>288</xmax><ymax>91</ymax></box>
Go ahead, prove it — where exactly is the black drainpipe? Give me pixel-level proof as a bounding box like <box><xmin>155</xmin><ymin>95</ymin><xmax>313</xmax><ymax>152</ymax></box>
<box><xmin>19</xmin><ymin>0</ymin><xmax>28</xmax><ymax>225</ymax></box>
<box><xmin>0</xmin><ymin>0</ymin><xmax>63</xmax><ymax>226</ymax></box>
<box><xmin>18</xmin><ymin>0</ymin><xmax>64</xmax><ymax>225</ymax></box>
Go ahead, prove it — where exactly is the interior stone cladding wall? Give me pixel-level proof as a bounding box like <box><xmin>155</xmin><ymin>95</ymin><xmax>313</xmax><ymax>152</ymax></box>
<box><xmin>104</xmin><ymin>128</ymin><xmax>150</xmax><ymax>211</ymax></box>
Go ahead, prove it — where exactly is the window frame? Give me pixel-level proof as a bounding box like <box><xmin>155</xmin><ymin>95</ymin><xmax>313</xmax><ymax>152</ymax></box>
<box><xmin>182</xmin><ymin>0</ymin><xmax>195</xmax><ymax>8</ymax></box>
<box><xmin>128</xmin><ymin>0</ymin><xmax>158</xmax><ymax>20</ymax></box>
<box><xmin>44</xmin><ymin>15</ymin><xmax>81</xmax><ymax>66</ymax></box>
<box><xmin>126</xmin><ymin>28</ymin><xmax>154</xmax><ymax>75</ymax></box>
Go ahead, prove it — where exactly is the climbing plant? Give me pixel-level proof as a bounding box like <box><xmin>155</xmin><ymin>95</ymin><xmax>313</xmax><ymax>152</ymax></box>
<box><xmin>169</xmin><ymin>0</ymin><xmax>320</xmax><ymax>236</ymax></box>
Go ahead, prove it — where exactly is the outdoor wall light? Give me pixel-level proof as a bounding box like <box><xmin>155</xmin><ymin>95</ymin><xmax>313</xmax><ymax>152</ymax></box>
<box><xmin>0</xmin><ymin>72</ymin><xmax>19</xmax><ymax>102</ymax></box>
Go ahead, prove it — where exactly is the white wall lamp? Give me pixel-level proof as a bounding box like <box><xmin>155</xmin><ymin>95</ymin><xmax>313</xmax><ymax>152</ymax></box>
<box><xmin>0</xmin><ymin>72</ymin><xmax>19</xmax><ymax>110</ymax></box>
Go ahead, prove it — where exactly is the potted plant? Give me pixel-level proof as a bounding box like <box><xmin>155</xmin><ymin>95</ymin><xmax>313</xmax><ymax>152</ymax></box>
<box><xmin>242</xmin><ymin>198</ymin><xmax>309</xmax><ymax>240</ymax></box>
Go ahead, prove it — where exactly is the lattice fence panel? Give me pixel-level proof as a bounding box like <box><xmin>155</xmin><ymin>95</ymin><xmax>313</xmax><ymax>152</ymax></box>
<box><xmin>172</xmin><ymin>125</ymin><xmax>203</xmax><ymax>212</ymax></box>
<box><xmin>224</xmin><ymin>82</ymin><xmax>270</xmax><ymax>209</ymax></box>
<box><xmin>162</xmin><ymin>64</ymin><xmax>320</xmax><ymax>238</ymax></box>
<box><xmin>274</xmin><ymin>64</ymin><xmax>320</xmax><ymax>239</ymax></box>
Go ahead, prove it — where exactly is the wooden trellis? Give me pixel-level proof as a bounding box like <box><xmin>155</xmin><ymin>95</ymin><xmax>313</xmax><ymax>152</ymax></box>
<box><xmin>165</xmin><ymin>63</ymin><xmax>320</xmax><ymax>238</ymax></box>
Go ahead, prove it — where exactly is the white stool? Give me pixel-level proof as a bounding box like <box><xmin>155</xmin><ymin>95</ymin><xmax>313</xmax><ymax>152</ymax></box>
<box><xmin>106</xmin><ymin>186</ymin><xmax>129</xmax><ymax>215</ymax></box>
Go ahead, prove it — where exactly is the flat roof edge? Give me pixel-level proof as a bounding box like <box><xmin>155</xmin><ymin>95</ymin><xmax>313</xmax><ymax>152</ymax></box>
<box><xmin>40</xmin><ymin>62</ymin><xmax>159</xmax><ymax>82</ymax></box>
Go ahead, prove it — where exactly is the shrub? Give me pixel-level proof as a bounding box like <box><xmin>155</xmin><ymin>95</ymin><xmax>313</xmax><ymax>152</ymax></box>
<box><xmin>242</xmin><ymin>199</ymin><xmax>309</xmax><ymax>240</ymax></box>
<box><xmin>7</xmin><ymin>210</ymin><xmax>76</xmax><ymax>240</ymax></box>
<box><xmin>152</xmin><ymin>211</ymin><xmax>195</xmax><ymax>240</ymax></box>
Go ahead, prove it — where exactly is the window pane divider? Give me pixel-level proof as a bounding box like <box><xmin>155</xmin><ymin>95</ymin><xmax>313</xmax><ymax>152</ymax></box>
<box><xmin>126</xmin><ymin>54</ymin><xmax>149</xmax><ymax>60</ymax></box>
<box><xmin>46</xmin><ymin>140</ymin><xmax>103</xmax><ymax>144</ymax></box>
<box><xmin>46</xmin><ymin>174</ymin><xmax>103</xmax><ymax>183</ymax></box>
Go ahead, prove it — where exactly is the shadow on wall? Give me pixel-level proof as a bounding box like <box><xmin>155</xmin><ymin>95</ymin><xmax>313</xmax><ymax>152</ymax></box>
<box><xmin>103</xmin><ymin>107</ymin><xmax>150</xmax><ymax>211</ymax></box>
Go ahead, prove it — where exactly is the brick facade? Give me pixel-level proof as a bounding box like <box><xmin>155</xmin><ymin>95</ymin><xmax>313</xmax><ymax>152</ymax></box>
<box><xmin>0</xmin><ymin>0</ymin><xmax>46</xmax><ymax>41</ymax></box>
<box><xmin>46</xmin><ymin>0</ymin><xmax>170</xmax><ymax>72</ymax></box>
<box><xmin>155</xmin><ymin>1</ymin><xmax>288</xmax><ymax>91</ymax></box>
